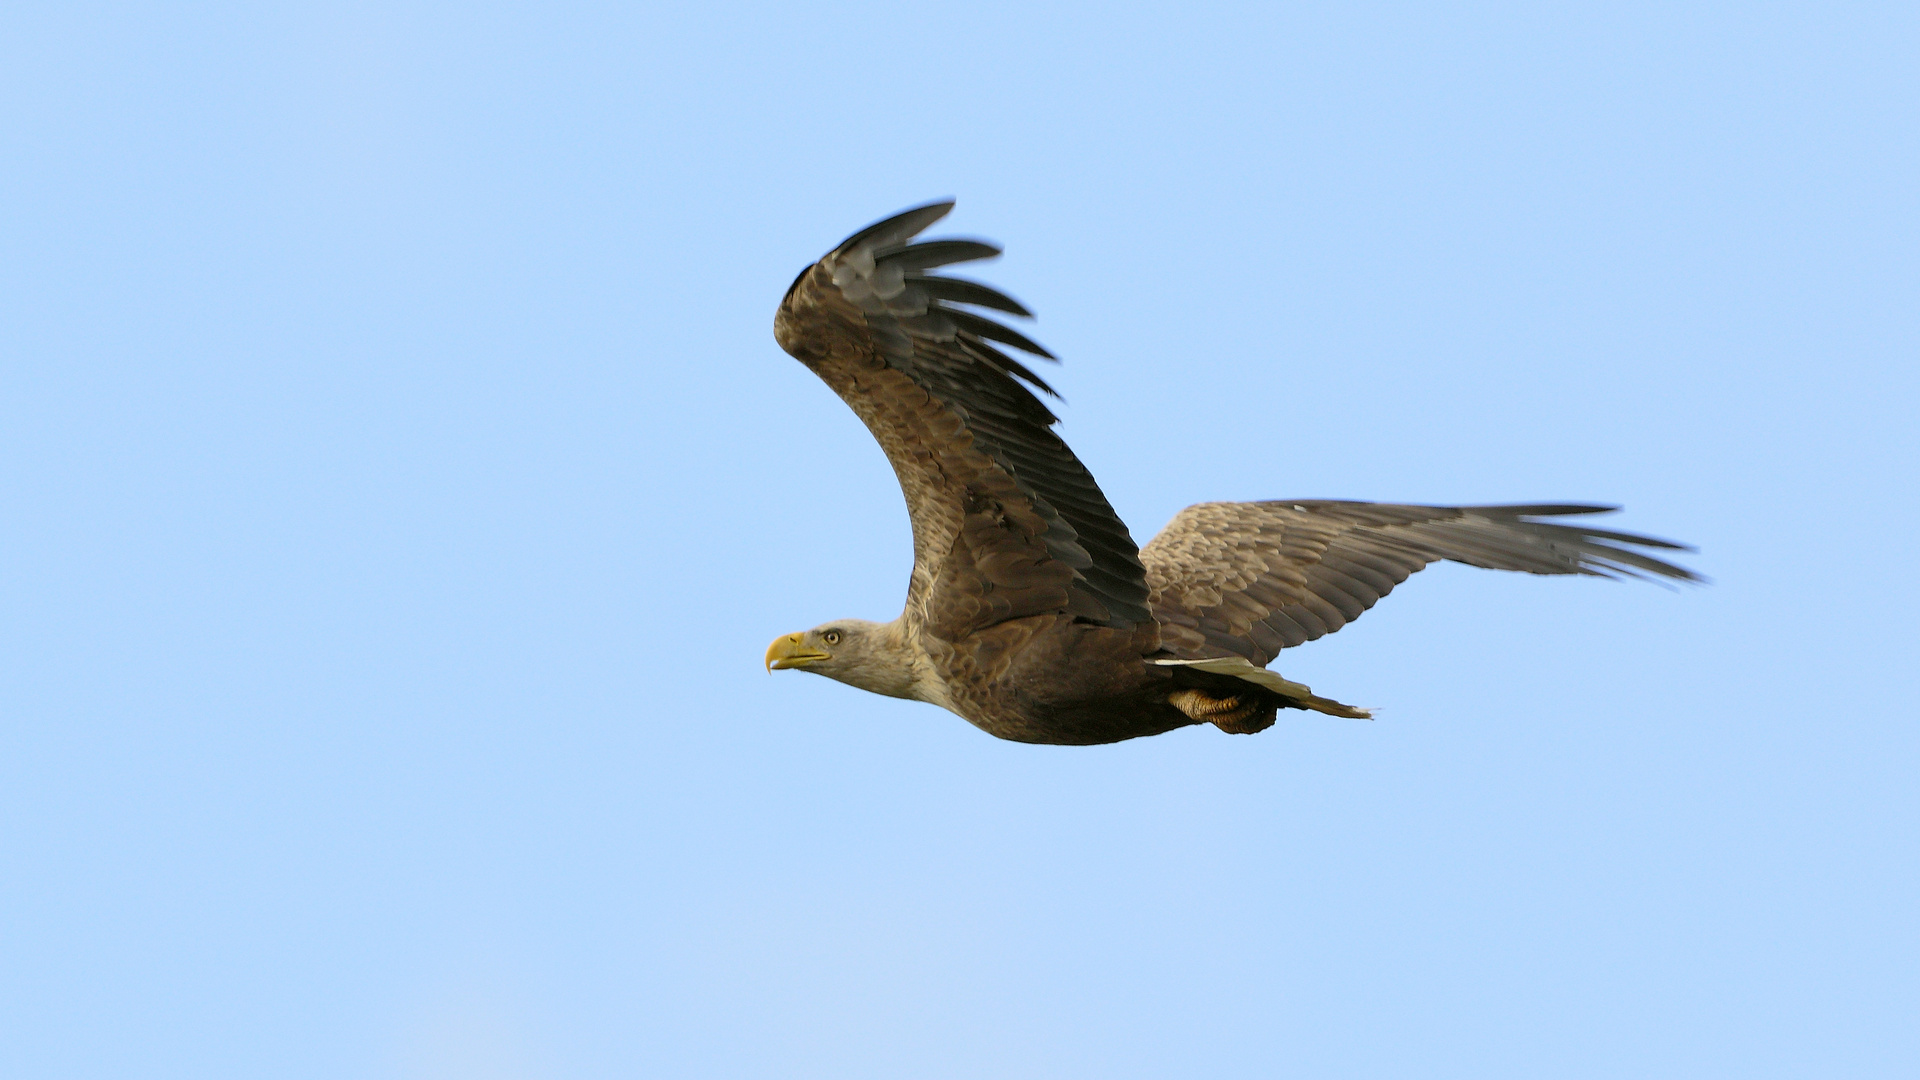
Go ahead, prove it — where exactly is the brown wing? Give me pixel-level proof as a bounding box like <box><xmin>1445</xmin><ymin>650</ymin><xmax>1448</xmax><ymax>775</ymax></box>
<box><xmin>774</xmin><ymin>201</ymin><xmax>1151</xmax><ymax>642</ymax></box>
<box><xmin>1141</xmin><ymin>501</ymin><xmax>1700</xmax><ymax>665</ymax></box>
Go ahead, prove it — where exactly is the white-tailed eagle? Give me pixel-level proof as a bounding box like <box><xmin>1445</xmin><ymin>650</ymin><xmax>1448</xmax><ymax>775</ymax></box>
<box><xmin>765</xmin><ymin>202</ymin><xmax>1697</xmax><ymax>744</ymax></box>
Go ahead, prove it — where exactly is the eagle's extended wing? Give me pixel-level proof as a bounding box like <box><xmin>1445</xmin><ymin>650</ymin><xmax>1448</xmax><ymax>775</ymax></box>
<box><xmin>774</xmin><ymin>202</ymin><xmax>1151</xmax><ymax>640</ymax></box>
<box><xmin>1141</xmin><ymin>501</ymin><xmax>1699</xmax><ymax>665</ymax></box>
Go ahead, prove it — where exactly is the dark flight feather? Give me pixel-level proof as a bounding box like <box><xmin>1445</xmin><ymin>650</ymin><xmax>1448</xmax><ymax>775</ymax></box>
<box><xmin>875</xmin><ymin>239</ymin><xmax>1004</xmax><ymax>272</ymax></box>
<box><xmin>911</xmin><ymin>275</ymin><xmax>1034</xmax><ymax>316</ymax></box>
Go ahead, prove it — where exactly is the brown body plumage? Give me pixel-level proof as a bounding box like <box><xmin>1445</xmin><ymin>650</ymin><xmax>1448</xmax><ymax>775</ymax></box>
<box><xmin>765</xmin><ymin>202</ymin><xmax>1697</xmax><ymax>744</ymax></box>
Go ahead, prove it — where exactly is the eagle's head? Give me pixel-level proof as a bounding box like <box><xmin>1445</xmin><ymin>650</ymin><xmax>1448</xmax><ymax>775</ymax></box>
<box><xmin>764</xmin><ymin>619</ymin><xmax>919</xmax><ymax>701</ymax></box>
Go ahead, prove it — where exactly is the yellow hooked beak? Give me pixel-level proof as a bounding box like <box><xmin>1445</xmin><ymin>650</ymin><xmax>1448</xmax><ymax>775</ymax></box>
<box><xmin>765</xmin><ymin>632</ymin><xmax>832</xmax><ymax>672</ymax></box>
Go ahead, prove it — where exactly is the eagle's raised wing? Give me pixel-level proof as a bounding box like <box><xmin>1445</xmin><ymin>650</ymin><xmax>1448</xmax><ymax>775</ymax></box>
<box><xmin>1142</xmin><ymin>501</ymin><xmax>1699</xmax><ymax>665</ymax></box>
<box><xmin>774</xmin><ymin>202</ymin><xmax>1151</xmax><ymax>641</ymax></box>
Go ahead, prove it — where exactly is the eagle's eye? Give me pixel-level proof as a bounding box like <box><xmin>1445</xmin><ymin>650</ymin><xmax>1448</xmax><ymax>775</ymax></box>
<box><xmin>822</xmin><ymin>629</ymin><xmax>842</xmax><ymax>646</ymax></box>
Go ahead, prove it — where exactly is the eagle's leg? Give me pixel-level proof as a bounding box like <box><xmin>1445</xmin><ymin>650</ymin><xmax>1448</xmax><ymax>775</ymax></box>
<box><xmin>1167</xmin><ymin>688</ymin><xmax>1277</xmax><ymax>735</ymax></box>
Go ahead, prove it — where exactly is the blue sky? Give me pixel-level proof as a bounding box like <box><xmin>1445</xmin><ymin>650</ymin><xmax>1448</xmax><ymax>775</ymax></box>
<box><xmin>3</xmin><ymin>2</ymin><xmax>1915</xmax><ymax>1077</ymax></box>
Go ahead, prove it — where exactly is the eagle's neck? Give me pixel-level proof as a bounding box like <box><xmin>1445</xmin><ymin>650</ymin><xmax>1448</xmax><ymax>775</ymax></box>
<box><xmin>826</xmin><ymin>618</ymin><xmax>917</xmax><ymax>702</ymax></box>
<box><xmin>843</xmin><ymin>618</ymin><xmax>951</xmax><ymax>710</ymax></box>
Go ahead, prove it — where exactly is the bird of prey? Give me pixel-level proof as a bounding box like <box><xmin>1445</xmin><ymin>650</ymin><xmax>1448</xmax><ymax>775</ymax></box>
<box><xmin>765</xmin><ymin>201</ymin><xmax>1697</xmax><ymax>744</ymax></box>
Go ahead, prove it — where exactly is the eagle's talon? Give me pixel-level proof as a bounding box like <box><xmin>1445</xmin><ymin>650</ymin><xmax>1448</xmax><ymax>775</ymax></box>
<box><xmin>1167</xmin><ymin>688</ymin><xmax>1274</xmax><ymax>733</ymax></box>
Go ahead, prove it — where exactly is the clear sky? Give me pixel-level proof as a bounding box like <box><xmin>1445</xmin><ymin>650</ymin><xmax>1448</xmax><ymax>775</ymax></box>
<box><xmin>4</xmin><ymin>2</ymin><xmax>1915</xmax><ymax>1077</ymax></box>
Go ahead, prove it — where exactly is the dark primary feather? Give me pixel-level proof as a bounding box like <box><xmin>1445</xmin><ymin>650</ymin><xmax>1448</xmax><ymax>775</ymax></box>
<box><xmin>775</xmin><ymin>201</ymin><xmax>1153</xmax><ymax>631</ymax></box>
<box><xmin>912</xmin><ymin>275</ymin><xmax>1033</xmax><ymax>317</ymax></box>
<box><xmin>833</xmin><ymin>200</ymin><xmax>958</xmax><ymax>253</ymax></box>
<box><xmin>1142</xmin><ymin>501</ymin><xmax>1699</xmax><ymax>665</ymax></box>
<box><xmin>877</xmin><ymin>239</ymin><xmax>1004</xmax><ymax>272</ymax></box>
<box><xmin>942</xmin><ymin>307</ymin><xmax>1055</xmax><ymax>359</ymax></box>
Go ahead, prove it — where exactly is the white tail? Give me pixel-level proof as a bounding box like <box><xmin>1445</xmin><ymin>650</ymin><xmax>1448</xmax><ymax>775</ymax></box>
<box><xmin>1149</xmin><ymin>656</ymin><xmax>1372</xmax><ymax>719</ymax></box>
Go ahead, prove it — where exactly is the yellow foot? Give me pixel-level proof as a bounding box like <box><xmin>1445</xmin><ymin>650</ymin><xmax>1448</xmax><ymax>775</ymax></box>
<box><xmin>1168</xmin><ymin>689</ymin><xmax>1276</xmax><ymax>734</ymax></box>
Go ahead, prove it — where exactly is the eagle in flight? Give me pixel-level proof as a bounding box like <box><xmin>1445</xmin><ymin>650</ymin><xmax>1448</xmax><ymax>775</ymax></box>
<box><xmin>765</xmin><ymin>202</ymin><xmax>1697</xmax><ymax>744</ymax></box>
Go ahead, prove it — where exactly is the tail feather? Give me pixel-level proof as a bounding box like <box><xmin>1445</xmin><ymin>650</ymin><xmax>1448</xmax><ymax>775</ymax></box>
<box><xmin>1150</xmin><ymin>656</ymin><xmax>1372</xmax><ymax>719</ymax></box>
